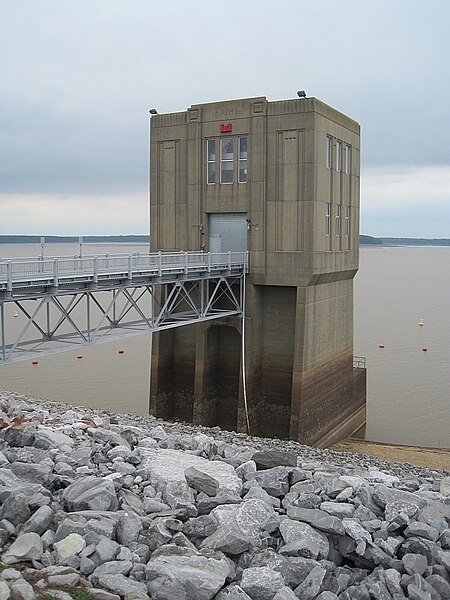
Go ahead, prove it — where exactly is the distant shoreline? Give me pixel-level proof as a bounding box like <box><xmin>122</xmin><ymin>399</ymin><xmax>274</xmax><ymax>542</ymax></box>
<box><xmin>360</xmin><ymin>235</ymin><xmax>450</xmax><ymax>246</ymax></box>
<box><xmin>0</xmin><ymin>234</ymin><xmax>449</xmax><ymax>246</ymax></box>
<box><xmin>0</xmin><ymin>235</ymin><xmax>149</xmax><ymax>244</ymax></box>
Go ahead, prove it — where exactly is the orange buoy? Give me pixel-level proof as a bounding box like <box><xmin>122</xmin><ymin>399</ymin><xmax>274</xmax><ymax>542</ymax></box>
<box><xmin>76</xmin><ymin>355</ymin><xmax>83</xmax><ymax>360</ymax></box>
<box><xmin>118</xmin><ymin>349</ymin><xmax>125</xmax><ymax>354</ymax></box>
<box><xmin>421</xmin><ymin>347</ymin><xmax>427</xmax><ymax>352</ymax></box>
<box><xmin>32</xmin><ymin>360</ymin><xmax>38</xmax><ymax>365</ymax></box>
<box><xmin>378</xmin><ymin>344</ymin><xmax>384</xmax><ymax>348</ymax></box>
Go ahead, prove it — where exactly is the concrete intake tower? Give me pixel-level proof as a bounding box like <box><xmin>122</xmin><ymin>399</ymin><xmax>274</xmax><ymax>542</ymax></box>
<box><xmin>149</xmin><ymin>95</ymin><xmax>366</xmax><ymax>446</ymax></box>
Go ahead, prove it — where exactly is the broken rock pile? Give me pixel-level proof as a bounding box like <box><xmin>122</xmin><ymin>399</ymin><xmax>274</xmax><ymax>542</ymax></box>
<box><xmin>0</xmin><ymin>390</ymin><xmax>448</xmax><ymax>600</ymax></box>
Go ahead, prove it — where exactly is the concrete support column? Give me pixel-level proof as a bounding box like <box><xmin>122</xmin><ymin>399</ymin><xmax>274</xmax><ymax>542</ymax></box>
<box><xmin>192</xmin><ymin>322</ymin><xmax>215</xmax><ymax>426</ymax></box>
<box><xmin>289</xmin><ymin>287</ymin><xmax>307</xmax><ymax>440</ymax></box>
<box><xmin>149</xmin><ymin>329</ymin><xmax>174</xmax><ymax>420</ymax></box>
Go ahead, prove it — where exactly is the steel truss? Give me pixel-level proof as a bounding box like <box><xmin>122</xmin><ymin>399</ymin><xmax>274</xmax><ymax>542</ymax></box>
<box><xmin>0</xmin><ymin>275</ymin><xmax>244</xmax><ymax>365</ymax></box>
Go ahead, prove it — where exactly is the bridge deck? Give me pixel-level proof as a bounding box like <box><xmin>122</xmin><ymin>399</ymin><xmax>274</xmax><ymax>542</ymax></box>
<box><xmin>0</xmin><ymin>251</ymin><xmax>248</xmax><ymax>298</ymax></box>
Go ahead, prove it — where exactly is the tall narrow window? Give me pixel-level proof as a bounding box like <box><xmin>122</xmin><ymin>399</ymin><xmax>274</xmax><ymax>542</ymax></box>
<box><xmin>326</xmin><ymin>203</ymin><xmax>331</xmax><ymax>236</ymax></box>
<box><xmin>345</xmin><ymin>145</ymin><xmax>351</xmax><ymax>174</ymax></box>
<box><xmin>336</xmin><ymin>140</ymin><xmax>342</xmax><ymax>172</ymax></box>
<box><xmin>220</xmin><ymin>137</ymin><xmax>234</xmax><ymax>184</ymax></box>
<box><xmin>207</xmin><ymin>139</ymin><xmax>216</xmax><ymax>184</ymax></box>
<box><xmin>238</xmin><ymin>136</ymin><xmax>248</xmax><ymax>183</ymax></box>
<box><xmin>345</xmin><ymin>206</ymin><xmax>350</xmax><ymax>236</ymax></box>
<box><xmin>326</xmin><ymin>136</ymin><xmax>332</xmax><ymax>169</ymax></box>
<box><xmin>335</xmin><ymin>205</ymin><xmax>341</xmax><ymax>236</ymax></box>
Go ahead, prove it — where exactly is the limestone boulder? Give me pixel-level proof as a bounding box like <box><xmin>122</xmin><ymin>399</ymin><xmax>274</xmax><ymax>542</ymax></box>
<box><xmin>139</xmin><ymin>447</ymin><xmax>241</xmax><ymax>496</ymax></box>
<box><xmin>4</xmin><ymin>462</ymin><xmax>53</xmax><ymax>486</ymax></box>
<box><xmin>62</xmin><ymin>476</ymin><xmax>118</xmax><ymax>512</ymax></box>
<box><xmin>439</xmin><ymin>476</ymin><xmax>450</xmax><ymax>497</ymax></box>
<box><xmin>115</xmin><ymin>513</ymin><xmax>142</xmax><ymax>546</ymax></box>
<box><xmin>240</xmin><ymin>566</ymin><xmax>285</xmax><ymax>600</ymax></box>
<box><xmin>93</xmin><ymin>574</ymin><xmax>147</xmax><ymax>598</ymax></box>
<box><xmin>91</xmin><ymin>561</ymin><xmax>133</xmax><ymax>587</ymax></box>
<box><xmin>185</xmin><ymin>467</ymin><xmax>219</xmax><ymax>497</ymax></box>
<box><xmin>34</xmin><ymin>426</ymin><xmax>74</xmax><ymax>453</ymax></box>
<box><xmin>21</xmin><ymin>505</ymin><xmax>54</xmax><ymax>535</ymax></box>
<box><xmin>145</xmin><ymin>547</ymin><xmax>230</xmax><ymax>600</ymax></box>
<box><xmin>279</xmin><ymin>519</ymin><xmax>329</xmax><ymax>560</ymax></box>
<box><xmin>254</xmin><ymin>467</ymin><xmax>291</xmax><ymax>498</ymax></box>
<box><xmin>0</xmin><ymin>492</ymin><xmax>31</xmax><ymax>526</ymax></box>
<box><xmin>2</xmin><ymin>533</ymin><xmax>43</xmax><ymax>564</ymax></box>
<box><xmin>286</xmin><ymin>506</ymin><xmax>345</xmax><ymax>536</ymax></box>
<box><xmin>372</xmin><ymin>484</ymin><xmax>426</xmax><ymax>510</ymax></box>
<box><xmin>201</xmin><ymin>499</ymin><xmax>275</xmax><ymax>555</ymax></box>
<box><xmin>53</xmin><ymin>533</ymin><xmax>86</xmax><ymax>562</ymax></box>
<box><xmin>294</xmin><ymin>565</ymin><xmax>327</xmax><ymax>600</ymax></box>
<box><xmin>9</xmin><ymin>578</ymin><xmax>36</xmax><ymax>600</ymax></box>
<box><xmin>252</xmin><ymin>450</ymin><xmax>297</xmax><ymax>470</ymax></box>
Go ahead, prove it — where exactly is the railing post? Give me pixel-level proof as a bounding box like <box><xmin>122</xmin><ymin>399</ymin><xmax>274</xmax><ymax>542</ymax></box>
<box><xmin>93</xmin><ymin>256</ymin><xmax>98</xmax><ymax>283</ymax></box>
<box><xmin>158</xmin><ymin>251</ymin><xmax>162</xmax><ymax>276</ymax></box>
<box><xmin>184</xmin><ymin>252</ymin><xmax>188</xmax><ymax>274</ymax></box>
<box><xmin>228</xmin><ymin>251</ymin><xmax>232</xmax><ymax>270</ymax></box>
<box><xmin>128</xmin><ymin>256</ymin><xmax>133</xmax><ymax>280</ymax></box>
<box><xmin>6</xmin><ymin>262</ymin><xmax>12</xmax><ymax>292</ymax></box>
<box><xmin>208</xmin><ymin>252</ymin><xmax>211</xmax><ymax>273</ymax></box>
<box><xmin>53</xmin><ymin>259</ymin><xmax>59</xmax><ymax>287</ymax></box>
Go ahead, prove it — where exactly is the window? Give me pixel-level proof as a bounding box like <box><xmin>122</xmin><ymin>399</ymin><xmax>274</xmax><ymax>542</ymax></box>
<box><xmin>326</xmin><ymin>136</ymin><xmax>332</xmax><ymax>169</ymax></box>
<box><xmin>345</xmin><ymin>145</ymin><xmax>351</xmax><ymax>174</ymax></box>
<box><xmin>220</xmin><ymin>137</ymin><xmax>234</xmax><ymax>184</ymax></box>
<box><xmin>335</xmin><ymin>205</ymin><xmax>341</xmax><ymax>236</ymax></box>
<box><xmin>238</xmin><ymin>136</ymin><xmax>248</xmax><ymax>183</ymax></box>
<box><xmin>345</xmin><ymin>206</ymin><xmax>350</xmax><ymax>236</ymax></box>
<box><xmin>207</xmin><ymin>136</ymin><xmax>247</xmax><ymax>184</ymax></box>
<box><xmin>326</xmin><ymin>203</ymin><xmax>331</xmax><ymax>236</ymax></box>
<box><xmin>207</xmin><ymin>139</ymin><xmax>216</xmax><ymax>184</ymax></box>
<box><xmin>336</xmin><ymin>140</ymin><xmax>342</xmax><ymax>172</ymax></box>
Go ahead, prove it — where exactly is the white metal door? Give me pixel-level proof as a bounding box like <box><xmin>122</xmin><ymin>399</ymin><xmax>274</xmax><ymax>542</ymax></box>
<box><xmin>208</xmin><ymin>213</ymin><xmax>248</xmax><ymax>253</ymax></box>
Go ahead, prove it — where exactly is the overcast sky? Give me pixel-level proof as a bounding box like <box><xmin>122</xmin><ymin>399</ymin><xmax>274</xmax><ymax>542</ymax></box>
<box><xmin>1</xmin><ymin>0</ymin><xmax>449</xmax><ymax>237</ymax></box>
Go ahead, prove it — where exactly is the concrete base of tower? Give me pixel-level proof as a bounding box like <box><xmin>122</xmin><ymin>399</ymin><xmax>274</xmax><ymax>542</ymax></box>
<box><xmin>314</xmin><ymin>404</ymin><xmax>366</xmax><ymax>448</ymax></box>
<box><xmin>149</xmin><ymin>321</ymin><xmax>366</xmax><ymax>447</ymax></box>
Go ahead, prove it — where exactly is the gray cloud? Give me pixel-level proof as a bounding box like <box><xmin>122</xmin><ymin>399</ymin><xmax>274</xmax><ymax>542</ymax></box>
<box><xmin>1</xmin><ymin>0</ymin><xmax>449</xmax><ymax>235</ymax></box>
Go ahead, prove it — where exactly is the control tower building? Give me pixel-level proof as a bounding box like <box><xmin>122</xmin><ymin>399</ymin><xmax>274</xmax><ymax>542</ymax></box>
<box><xmin>149</xmin><ymin>95</ymin><xmax>366</xmax><ymax>446</ymax></box>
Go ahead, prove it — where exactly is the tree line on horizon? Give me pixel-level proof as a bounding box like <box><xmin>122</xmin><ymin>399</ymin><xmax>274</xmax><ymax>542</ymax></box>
<box><xmin>0</xmin><ymin>234</ymin><xmax>448</xmax><ymax>246</ymax></box>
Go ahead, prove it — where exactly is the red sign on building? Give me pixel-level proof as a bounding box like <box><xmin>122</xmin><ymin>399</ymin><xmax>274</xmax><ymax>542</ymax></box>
<box><xmin>220</xmin><ymin>123</ymin><xmax>232</xmax><ymax>133</ymax></box>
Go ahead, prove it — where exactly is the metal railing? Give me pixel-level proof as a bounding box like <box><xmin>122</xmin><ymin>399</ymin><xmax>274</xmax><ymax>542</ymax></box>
<box><xmin>0</xmin><ymin>251</ymin><xmax>249</xmax><ymax>291</ymax></box>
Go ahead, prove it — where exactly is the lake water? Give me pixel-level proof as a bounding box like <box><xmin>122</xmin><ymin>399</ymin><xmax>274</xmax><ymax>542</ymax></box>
<box><xmin>1</xmin><ymin>243</ymin><xmax>449</xmax><ymax>448</ymax></box>
<box><xmin>355</xmin><ymin>245</ymin><xmax>449</xmax><ymax>449</ymax></box>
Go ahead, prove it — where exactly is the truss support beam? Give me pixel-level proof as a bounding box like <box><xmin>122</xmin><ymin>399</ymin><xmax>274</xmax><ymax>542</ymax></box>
<box><xmin>0</xmin><ymin>274</ymin><xmax>245</xmax><ymax>365</ymax></box>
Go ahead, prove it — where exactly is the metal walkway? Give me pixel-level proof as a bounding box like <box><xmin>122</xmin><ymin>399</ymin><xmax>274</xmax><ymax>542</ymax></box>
<box><xmin>0</xmin><ymin>251</ymin><xmax>248</xmax><ymax>364</ymax></box>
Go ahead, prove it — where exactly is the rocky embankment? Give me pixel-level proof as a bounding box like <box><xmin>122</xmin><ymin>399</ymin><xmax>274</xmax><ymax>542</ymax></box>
<box><xmin>0</xmin><ymin>390</ymin><xmax>448</xmax><ymax>600</ymax></box>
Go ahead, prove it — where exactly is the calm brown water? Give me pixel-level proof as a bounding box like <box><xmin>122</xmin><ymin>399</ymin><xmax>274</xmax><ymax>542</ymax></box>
<box><xmin>355</xmin><ymin>246</ymin><xmax>450</xmax><ymax>448</ymax></box>
<box><xmin>1</xmin><ymin>243</ymin><xmax>449</xmax><ymax>447</ymax></box>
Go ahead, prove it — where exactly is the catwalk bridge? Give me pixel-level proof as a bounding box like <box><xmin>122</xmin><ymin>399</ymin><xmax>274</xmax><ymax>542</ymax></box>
<box><xmin>0</xmin><ymin>251</ymin><xmax>248</xmax><ymax>365</ymax></box>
